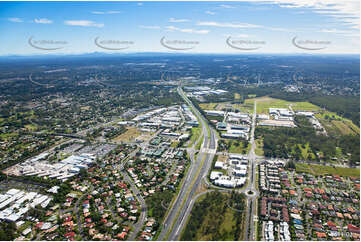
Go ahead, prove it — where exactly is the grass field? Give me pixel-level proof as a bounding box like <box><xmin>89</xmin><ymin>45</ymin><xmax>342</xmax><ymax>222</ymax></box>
<box><xmin>181</xmin><ymin>192</ymin><xmax>245</xmax><ymax>241</ymax></box>
<box><xmin>80</xmin><ymin>106</ymin><xmax>91</xmax><ymax>111</ymax></box>
<box><xmin>316</xmin><ymin>111</ymin><xmax>359</xmax><ymax>136</ymax></box>
<box><xmin>295</xmin><ymin>143</ymin><xmax>316</xmax><ymax>160</ymax></box>
<box><xmin>295</xmin><ymin>163</ymin><xmax>360</xmax><ymax>177</ymax></box>
<box><xmin>199</xmin><ymin>103</ymin><xmax>218</xmax><ymax>110</ymax></box>
<box><xmin>199</xmin><ymin>101</ymin><xmax>253</xmax><ymax>113</ymax></box>
<box><xmin>233</xmin><ymin>103</ymin><xmax>254</xmax><ymax>113</ymax></box>
<box><xmin>255</xmin><ymin>139</ymin><xmax>264</xmax><ymax>156</ymax></box>
<box><xmin>25</xmin><ymin>124</ymin><xmax>37</xmax><ymax>131</ymax></box>
<box><xmin>195</xmin><ymin>135</ymin><xmax>203</xmax><ymax>150</ymax></box>
<box><xmin>217</xmin><ymin>155</ymin><xmax>228</xmax><ymax>162</ymax></box>
<box><xmin>170</xmin><ymin>141</ymin><xmax>179</xmax><ymax>148</ymax></box>
<box><xmin>0</xmin><ymin>132</ymin><xmax>17</xmax><ymax>141</ymax></box>
<box><xmin>295</xmin><ymin>163</ymin><xmax>312</xmax><ymax>173</ymax></box>
<box><xmin>244</xmin><ymin>96</ymin><xmax>321</xmax><ymax>114</ymax></box>
<box><xmin>224</xmin><ymin>139</ymin><xmax>250</xmax><ymax>154</ymax></box>
<box><xmin>234</xmin><ymin>93</ymin><xmax>241</xmax><ymax>100</ymax></box>
<box><xmin>188</xmin><ymin>127</ymin><xmax>202</xmax><ymax>148</ymax></box>
<box><xmin>198</xmin><ymin>208</ymin><xmax>235</xmax><ymax>240</ymax></box>
<box><xmin>112</xmin><ymin>126</ymin><xmax>141</xmax><ymax>142</ymax></box>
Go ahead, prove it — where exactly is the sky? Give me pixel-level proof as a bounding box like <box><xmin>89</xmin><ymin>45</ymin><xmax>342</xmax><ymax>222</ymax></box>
<box><xmin>0</xmin><ymin>1</ymin><xmax>359</xmax><ymax>55</ymax></box>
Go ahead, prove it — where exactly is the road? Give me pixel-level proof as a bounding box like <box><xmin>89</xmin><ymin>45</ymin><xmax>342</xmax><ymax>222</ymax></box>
<box><xmin>158</xmin><ymin>86</ymin><xmax>217</xmax><ymax>241</ymax></box>
<box><xmin>121</xmin><ymin>170</ymin><xmax>147</xmax><ymax>240</ymax></box>
<box><xmin>29</xmin><ymin>73</ymin><xmax>53</xmax><ymax>88</ymax></box>
<box><xmin>244</xmin><ymin>101</ymin><xmax>259</xmax><ymax>241</ymax></box>
<box><xmin>111</xmin><ymin>145</ymin><xmax>148</xmax><ymax>241</ymax></box>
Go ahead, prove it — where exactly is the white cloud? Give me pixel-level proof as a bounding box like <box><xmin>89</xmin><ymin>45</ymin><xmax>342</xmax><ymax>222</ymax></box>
<box><xmin>169</xmin><ymin>18</ymin><xmax>190</xmax><ymax>23</ymax></box>
<box><xmin>267</xmin><ymin>26</ymin><xmax>291</xmax><ymax>32</ymax></box>
<box><xmin>64</xmin><ymin>20</ymin><xmax>104</xmax><ymax>28</ymax></box>
<box><xmin>223</xmin><ymin>34</ymin><xmax>252</xmax><ymax>38</ymax></box>
<box><xmin>139</xmin><ymin>25</ymin><xmax>161</xmax><ymax>29</ymax></box>
<box><xmin>8</xmin><ymin>17</ymin><xmax>23</xmax><ymax>23</ymax></box>
<box><xmin>137</xmin><ymin>3</ymin><xmax>143</xmax><ymax>6</ymax></box>
<box><xmin>320</xmin><ymin>28</ymin><xmax>348</xmax><ymax>34</ymax></box>
<box><xmin>197</xmin><ymin>21</ymin><xmax>262</xmax><ymax>28</ymax></box>
<box><xmin>235</xmin><ymin>0</ymin><xmax>360</xmax><ymax>29</ymax></box>
<box><xmin>108</xmin><ymin>11</ymin><xmax>121</xmax><ymax>14</ymax></box>
<box><xmin>320</xmin><ymin>28</ymin><xmax>359</xmax><ymax>37</ymax></box>
<box><xmin>166</xmin><ymin>26</ymin><xmax>209</xmax><ymax>34</ymax></box>
<box><xmin>219</xmin><ymin>4</ymin><xmax>236</xmax><ymax>9</ymax></box>
<box><xmin>91</xmin><ymin>11</ymin><xmax>121</xmax><ymax>15</ymax></box>
<box><xmin>34</xmin><ymin>18</ymin><xmax>53</xmax><ymax>24</ymax></box>
<box><xmin>205</xmin><ymin>11</ymin><xmax>216</xmax><ymax>15</ymax></box>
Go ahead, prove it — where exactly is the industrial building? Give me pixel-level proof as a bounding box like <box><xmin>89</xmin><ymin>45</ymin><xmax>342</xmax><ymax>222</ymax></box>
<box><xmin>0</xmin><ymin>189</ymin><xmax>52</xmax><ymax>222</ymax></box>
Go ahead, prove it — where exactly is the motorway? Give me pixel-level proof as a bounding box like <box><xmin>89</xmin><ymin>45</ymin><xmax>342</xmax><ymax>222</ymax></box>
<box><xmin>161</xmin><ymin>96</ymin><xmax>260</xmax><ymax>241</ymax></box>
<box><xmin>158</xmin><ymin>86</ymin><xmax>217</xmax><ymax>241</ymax></box>
<box><xmin>243</xmin><ymin>101</ymin><xmax>259</xmax><ymax>241</ymax></box>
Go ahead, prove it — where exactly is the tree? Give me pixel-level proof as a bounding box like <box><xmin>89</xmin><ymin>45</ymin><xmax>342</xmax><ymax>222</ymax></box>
<box><xmin>285</xmin><ymin>161</ymin><xmax>296</xmax><ymax>169</ymax></box>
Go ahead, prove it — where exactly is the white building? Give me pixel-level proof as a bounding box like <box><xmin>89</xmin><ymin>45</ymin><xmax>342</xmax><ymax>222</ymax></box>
<box><xmin>214</xmin><ymin>161</ymin><xmax>225</xmax><ymax>169</ymax></box>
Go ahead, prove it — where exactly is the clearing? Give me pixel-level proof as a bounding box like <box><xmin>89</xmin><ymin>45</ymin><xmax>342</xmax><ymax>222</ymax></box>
<box><xmin>112</xmin><ymin>126</ymin><xmax>142</xmax><ymax>142</ymax></box>
<box><xmin>244</xmin><ymin>96</ymin><xmax>320</xmax><ymax>114</ymax></box>
<box><xmin>295</xmin><ymin>163</ymin><xmax>360</xmax><ymax>177</ymax></box>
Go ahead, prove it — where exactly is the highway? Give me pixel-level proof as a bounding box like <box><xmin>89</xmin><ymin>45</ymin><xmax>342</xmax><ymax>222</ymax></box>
<box><xmin>243</xmin><ymin>101</ymin><xmax>259</xmax><ymax>241</ymax></box>
<box><xmin>158</xmin><ymin>86</ymin><xmax>217</xmax><ymax>241</ymax></box>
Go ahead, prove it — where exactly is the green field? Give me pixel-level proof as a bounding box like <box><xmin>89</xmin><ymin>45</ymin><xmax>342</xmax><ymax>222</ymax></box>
<box><xmin>188</xmin><ymin>127</ymin><xmax>202</xmax><ymax>148</ymax></box>
<box><xmin>25</xmin><ymin>124</ymin><xmax>38</xmax><ymax>131</ymax></box>
<box><xmin>295</xmin><ymin>163</ymin><xmax>360</xmax><ymax>177</ymax></box>
<box><xmin>195</xmin><ymin>135</ymin><xmax>204</xmax><ymax>150</ymax></box>
<box><xmin>295</xmin><ymin>163</ymin><xmax>312</xmax><ymax>173</ymax></box>
<box><xmin>0</xmin><ymin>132</ymin><xmax>17</xmax><ymax>141</ymax></box>
<box><xmin>316</xmin><ymin>111</ymin><xmax>359</xmax><ymax>136</ymax></box>
<box><xmin>244</xmin><ymin>96</ymin><xmax>321</xmax><ymax>114</ymax></box>
<box><xmin>221</xmin><ymin>139</ymin><xmax>250</xmax><ymax>154</ymax></box>
<box><xmin>199</xmin><ymin>101</ymin><xmax>253</xmax><ymax>113</ymax></box>
<box><xmin>294</xmin><ymin>143</ymin><xmax>316</xmax><ymax>160</ymax></box>
<box><xmin>233</xmin><ymin>103</ymin><xmax>254</xmax><ymax>113</ymax></box>
<box><xmin>170</xmin><ymin>141</ymin><xmax>179</xmax><ymax>148</ymax></box>
<box><xmin>199</xmin><ymin>103</ymin><xmax>218</xmax><ymax>110</ymax></box>
<box><xmin>112</xmin><ymin>126</ymin><xmax>141</xmax><ymax>142</ymax></box>
<box><xmin>181</xmin><ymin>191</ymin><xmax>246</xmax><ymax>241</ymax></box>
<box><xmin>255</xmin><ymin>139</ymin><xmax>264</xmax><ymax>156</ymax></box>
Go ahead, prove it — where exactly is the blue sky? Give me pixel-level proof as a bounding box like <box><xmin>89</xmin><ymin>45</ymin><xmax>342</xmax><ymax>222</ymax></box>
<box><xmin>0</xmin><ymin>1</ymin><xmax>359</xmax><ymax>55</ymax></box>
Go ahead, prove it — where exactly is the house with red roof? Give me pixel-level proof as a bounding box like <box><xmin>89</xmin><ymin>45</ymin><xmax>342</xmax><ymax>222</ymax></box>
<box><xmin>116</xmin><ymin>232</ymin><xmax>127</xmax><ymax>240</ymax></box>
<box><xmin>327</xmin><ymin>221</ymin><xmax>337</xmax><ymax>228</ymax></box>
<box><xmin>36</xmin><ymin>222</ymin><xmax>43</xmax><ymax>229</ymax></box>
<box><xmin>348</xmin><ymin>224</ymin><xmax>360</xmax><ymax>234</ymax></box>
<box><xmin>64</xmin><ymin>232</ymin><xmax>75</xmax><ymax>238</ymax></box>
<box><xmin>336</xmin><ymin>212</ymin><xmax>343</xmax><ymax>219</ymax></box>
<box><xmin>322</xmin><ymin>194</ymin><xmax>329</xmax><ymax>200</ymax></box>
<box><xmin>316</xmin><ymin>232</ymin><xmax>327</xmax><ymax>239</ymax></box>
